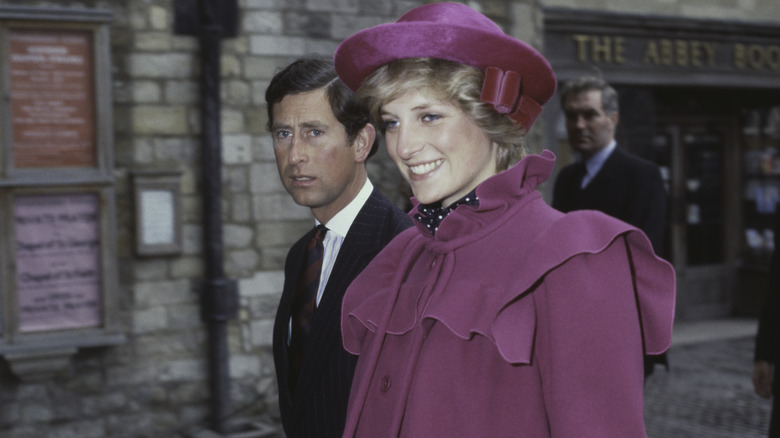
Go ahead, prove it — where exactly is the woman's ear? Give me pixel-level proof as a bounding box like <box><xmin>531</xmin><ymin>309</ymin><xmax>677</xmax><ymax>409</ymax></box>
<box><xmin>352</xmin><ymin>123</ymin><xmax>376</xmax><ymax>163</ymax></box>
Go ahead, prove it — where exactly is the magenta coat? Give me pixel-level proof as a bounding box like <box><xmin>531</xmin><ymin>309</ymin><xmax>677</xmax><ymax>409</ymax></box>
<box><xmin>340</xmin><ymin>151</ymin><xmax>676</xmax><ymax>437</ymax></box>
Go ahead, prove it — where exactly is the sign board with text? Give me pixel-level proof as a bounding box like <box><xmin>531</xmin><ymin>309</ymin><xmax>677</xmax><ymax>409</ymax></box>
<box><xmin>9</xmin><ymin>29</ymin><xmax>96</xmax><ymax>168</ymax></box>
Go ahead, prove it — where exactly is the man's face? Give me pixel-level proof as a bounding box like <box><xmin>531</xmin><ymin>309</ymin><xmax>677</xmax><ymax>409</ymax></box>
<box><xmin>271</xmin><ymin>88</ymin><xmax>369</xmax><ymax>224</ymax></box>
<box><xmin>562</xmin><ymin>89</ymin><xmax>618</xmax><ymax>159</ymax></box>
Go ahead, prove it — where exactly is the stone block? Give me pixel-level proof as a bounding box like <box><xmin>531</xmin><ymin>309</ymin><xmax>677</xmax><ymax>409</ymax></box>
<box><xmin>132</xmin><ymin>137</ymin><xmax>154</xmax><ymax>164</ymax></box>
<box><xmin>170</xmin><ymin>256</ymin><xmax>203</xmax><ymax>279</ymax></box>
<box><xmin>252</xmin><ymin>193</ymin><xmax>311</xmax><ymax>221</ymax></box>
<box><xmin>158</xmin><ymin>359</ymin><xmax>205</xmax><ymax>382</ymax></box>
<box><xmin>154</xmin><ymin>137</ymin><xmax>197</xmax><ymax>162</ymax></box>
<box><xmin>242</xmin><ymin>10</ymin><xmax>283</xmax><ymax>34</ymax></box>
<box><xmin>48</xmin><ymin>421</ymin><xmax>106</xmax><ymax>438</ymax></box>
<box><xmin>249</xmin><ymin>162</ymin><xmax>285</xmax><ymax>194</ymax></box>
<box><xmin>285</xmin><ymin>11</ymin><xmax>330</xmax><ymax>38</ymax></box>
<box><xmin>222</xmin><ymin>108</ymin><xmax>246</xmax><ymax>134</ymax></box>
<box><xmin>149</xmin><ymin>4</ymin><xmax>169</xmax><ymax>30</ymax></box>
<box><xmin>135</xmin><ymin>31</ymin><xmax>172</xmax><ymax>51</ymax></box>
<box><xmin>229</xmin><ymin>354</ymin><xmax>262</xmax><ymax>379</ymax></box>
<box><xmin>256</xmin><ymin>220</ymin><xmax>311</xmax><ymax>247</ymax></box>
<box><xmin>223</xmin><ymin>134</ymin><xmax>253</xmax><ymax>164</ymax></box>
<box><xmin>81</xmin><ymin>393</ymin><xmax>128</xmax><ymax>416</ymax></box>
<box><xmin>181</xmin><ymin>224</ymin><xmax>203</xmax><ymax>255</ymax></box>
<box><xmin>330</xmin><ymin>15</ymin><xmax>387</xmax><ymax>40</ymax></box>
<box><xmin>131</xmin><ymin>80</ymin><xmax>161</xmax><ymax>103</ymax></box>
<box><xmin>244</xmin><ymin>56</ymin><xmax>286</xmax><ymax>80</ymax></box>
<box><xmin>225</xmin><ymin>224</ymin><xmax>255</xmax><ymax>248</ymax></box>
<box><xmin>260</xmin><ymin>246</ymin><xmax>291</xmax><ymax>270</ymax></box>
<box><xmin>230</xmin><ymin>194</ymin><xmax>252</xmax><ymax>222</ymax></box>
<box><xmin>133</xmin><ymin>258</ymin><xmax>169</xmax><ymax>281</ymax></box>
<box><xmin>245</xmin><ymin>293</ymin><xmax>281</xmax><ymax>320</ymax></box>
<box><xmin>131</xmin><ymin>105</ymin><xmax>188</xmax><ymax>135</ymax></box>
<box><xmin>165</xmin><ymin>80</ymin><xmax>198</xmax><ymax>104</ymax></box>
<box><xmin>226</xmin><ymin>249</ymin><xmax>261</xmax><ymax>275</ymax></box>
<box><xmin>239</xmin><ymin>270</ymin><xmax>284</xmax><ymax>298</ymax></box>
<box><xmin>249</xmin><ymin>35</ymin><xmax>306</xmax><ymax>56</ymax></box>
<box><xmin>244</xmin><ymin>0</ymin><xmax>275</xmax><ymax>8</ymax></box>
<box><xmin>224</xmin><ymin>80</ymin><xmax>251</xmax><ymax>106</ymax></box>
<box><xmin>250</xmin><ymin>319</ymin><xmax>275</xmax><ymax>347</ymax></box>
<box><xmin>227</xmin><ymin>166</ymin><xmax>249</xmax><ymax>193</ymax></box>
<box><xmin>127</xmin><ymin>53</ymin><xmax>194</xmax><ymax>79</ymax></box>
<box><xmin>21</xmin><ymin>403</ymin><xmax>52</xmax><ymax>423</ymax></box>
<box><xmin>246</xmin><ymin>107</ymin><xmax>269</xmax><ymax>135</ymax></box>
<box><xmin>307</xmin><ymin>0</ymin><xmax>359</xmax><ymax>13</ymax></box>
<box><xmin>132</xmin><ymin>306</ymin><xmax>168</xmax><ymax>334</ymax></box>
<box><xmin>166</xmin><ymin>303</ymin><xmax>201</xmax><ymax>329</ymax></box>
<box><xmin>221</xmin><ymin>54</ymin><xmax>242</xmax><ymax>78</ymax></box>
<box><xmin>134</xmin><ymin>279</ymin><xmax>194</xmax><ymax>308</ymax></box>
<box><xmin>254</xmin><ymin>136</ymin><xmax>276</xmax><ymax>161</ymax></box>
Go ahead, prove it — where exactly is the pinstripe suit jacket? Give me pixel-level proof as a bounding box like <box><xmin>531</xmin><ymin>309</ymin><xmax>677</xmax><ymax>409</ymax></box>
<box><xmin>273</xmin><ymin>187</ymin><xmax>412</xmax><ymax>438</ymax></box>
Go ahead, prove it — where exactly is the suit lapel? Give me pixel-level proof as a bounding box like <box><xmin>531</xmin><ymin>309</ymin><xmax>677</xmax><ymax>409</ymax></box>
<box><xmin>289</xmin><ymin>189</ymin><xmax>390</xmax><ymax>418</ymax></box>
<box><xmin>274</xmin><ymin>227</ymin><xmax>317</xmax><ymax>414</ymax></box>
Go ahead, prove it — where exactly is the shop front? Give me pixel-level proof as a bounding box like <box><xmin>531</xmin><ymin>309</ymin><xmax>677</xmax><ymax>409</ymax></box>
<box><xmin>543</xmin><ymin>9</ymin><xmax>780</xmax><ymax>320</ymax></box>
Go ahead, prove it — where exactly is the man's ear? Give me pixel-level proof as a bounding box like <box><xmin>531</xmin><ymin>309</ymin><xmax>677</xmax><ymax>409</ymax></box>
<box><xmin>352</xmin><ymin>123</ymin><xmax>376</xmax><ymax>164</ymax></box>
<box><xmin>609</xmin><ymin>111</ymin><xmax>619</xmax><ymax>128</ymax></box>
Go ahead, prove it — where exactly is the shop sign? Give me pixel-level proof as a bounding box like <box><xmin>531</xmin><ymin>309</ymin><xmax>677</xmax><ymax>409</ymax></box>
<box><xmin>544</xmin><ymin>10</ymin><xmax>780</xmax><ymax>82</ymax></box>
<box><xmin>567</xmin><ymin>34</ymin><xmax>780</xmax><ymax>71</ymax></box>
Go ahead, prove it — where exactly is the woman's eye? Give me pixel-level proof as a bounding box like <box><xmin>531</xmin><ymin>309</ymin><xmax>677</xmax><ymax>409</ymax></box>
<box><xmin>422</xmin><ymin>113</ymin><xmax>441</xmax><ymax>122</ymax></box>
<box><xmin>382</xmin><ymin>119</ymin><xmax>399</xmax><ymax>130</ymax></box>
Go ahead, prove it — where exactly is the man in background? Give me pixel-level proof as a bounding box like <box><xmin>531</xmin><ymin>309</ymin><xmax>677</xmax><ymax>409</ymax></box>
<box><xmin>754</xmin><ymin>213</ymin><xmax>780</xmax><ymax>438</ymax></box>
<box><xmin>552</xmin><ymin>76</ymin><xmax>668</xmax><ymax>377</ymax></box>
<box><xmin>265</xmin><ymin>58</ymin><xmax>412</xmax><ymax>437</ymax></box>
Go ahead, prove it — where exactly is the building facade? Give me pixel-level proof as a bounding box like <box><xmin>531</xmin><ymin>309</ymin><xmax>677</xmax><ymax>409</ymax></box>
<box><xmin>0</xmin><ymin>0</ymin><xmax>776</xmax><ymax>436</ymax></box>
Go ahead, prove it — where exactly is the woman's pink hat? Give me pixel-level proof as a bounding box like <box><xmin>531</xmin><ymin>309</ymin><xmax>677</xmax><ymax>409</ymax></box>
<box><xmin>334</xmin><ymin>2</ymin><xmax>556</xmax><ymax>129</ymax></box>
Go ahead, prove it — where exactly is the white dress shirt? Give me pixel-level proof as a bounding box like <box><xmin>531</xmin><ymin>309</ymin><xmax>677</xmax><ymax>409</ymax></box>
<box><xmin>314</xmin><ymin>178</ymin><xmax>374</xmax><ymax>305</ymax></box>
<box><xmin>288</xmin><ymin>179</ymin><xmax>374</xmax><ymax>343</ymax></box>
<box><xmin>581</xmin><ymin>140</ymin><xmax>617</xmax><ymax>188</ymax></box>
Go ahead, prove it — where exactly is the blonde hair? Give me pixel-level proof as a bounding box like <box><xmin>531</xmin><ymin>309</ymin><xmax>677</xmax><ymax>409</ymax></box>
<box><xmin>357</xmin><ymin>58</ymin><xmax>527</xmax><ymax>171</ymax></box>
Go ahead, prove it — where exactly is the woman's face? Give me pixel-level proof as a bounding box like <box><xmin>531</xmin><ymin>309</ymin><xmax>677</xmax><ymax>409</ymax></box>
<box><xmin>380</xmin><ymin>90</ymin><xmax>498</xmax><ymax>207</ymax></box>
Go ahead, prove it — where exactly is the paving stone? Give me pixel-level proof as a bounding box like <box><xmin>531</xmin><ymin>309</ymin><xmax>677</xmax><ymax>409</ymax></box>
<box><xmin>644</xmin><ymin>336</ymin><xmax>771</xmax><ymax>437</ymax></box>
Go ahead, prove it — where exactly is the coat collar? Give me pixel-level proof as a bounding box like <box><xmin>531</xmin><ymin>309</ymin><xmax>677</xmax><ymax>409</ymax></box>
<box><xmin>408</xmin><ymin>150</ymin><xmax>556</xmax><ymax>249</ymax></box>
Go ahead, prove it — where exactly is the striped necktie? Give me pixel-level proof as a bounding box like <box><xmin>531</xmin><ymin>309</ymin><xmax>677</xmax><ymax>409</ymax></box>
<box><xmin>288</xmin><ymin>224</ymin><xmax>327</xmax><ymax>396</ymax></box>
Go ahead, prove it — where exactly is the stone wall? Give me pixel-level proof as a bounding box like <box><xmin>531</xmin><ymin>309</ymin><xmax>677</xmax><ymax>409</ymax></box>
<box><xmin>1</xmin><ymin>0</ymin><xmax>769</xmax><ymax>436</ymax></box>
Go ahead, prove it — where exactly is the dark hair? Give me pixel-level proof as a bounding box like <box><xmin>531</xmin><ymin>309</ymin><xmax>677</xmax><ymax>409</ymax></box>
<box><xmin>559</xmin><ymin>76</ymin><xmax>619</xmax><ymax>114</ymax></box>
<box><xmin>265</xmin><ymin>57</ymin><xmax>378</xmax><ymax>157</ymax></box>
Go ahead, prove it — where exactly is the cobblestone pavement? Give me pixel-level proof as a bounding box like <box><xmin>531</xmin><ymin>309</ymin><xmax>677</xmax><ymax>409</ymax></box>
<box><xmin>644</xmin><ymin>336</ymin><xmax>772</xmax><ymax>437</ymax></box>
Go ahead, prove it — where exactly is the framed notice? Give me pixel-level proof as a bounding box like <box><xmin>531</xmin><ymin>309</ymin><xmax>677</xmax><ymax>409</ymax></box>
<box><xmin>133</xmin><ymin>170</ymin><xmax>183</xmax><ymax>256</ymax></box>
<box><xmin>14</xmin><ymin>193</ymin><xmax>102</xmax><ymax>332</ymax></box>
<box><xmin>9</xmin><ymin>29</ymin><xmax>96</xmax><ymax>168</ymax></box>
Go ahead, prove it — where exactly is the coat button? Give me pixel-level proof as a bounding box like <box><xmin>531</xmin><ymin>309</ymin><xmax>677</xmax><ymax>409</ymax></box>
<box><xmin>380</xmin><ymin>376</ymin><xmax>391</xmax><ymax>392</ymax></box>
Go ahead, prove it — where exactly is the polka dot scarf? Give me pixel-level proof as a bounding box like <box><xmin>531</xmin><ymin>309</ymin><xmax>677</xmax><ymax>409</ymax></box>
<box><xmin>413</xmin><ymin>190</ymin><xmax>479</xmax><ymax>235</ymax></box>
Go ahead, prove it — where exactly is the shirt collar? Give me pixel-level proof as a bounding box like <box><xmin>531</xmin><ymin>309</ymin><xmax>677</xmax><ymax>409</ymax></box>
<box><xmin>583</xmin><ymin>140</ymin><xmax>616</xmax><ymax>179</ymax></box>
<box><xmin>414</xmin><ymin>189</ymin><xmax>479</xmax><ymax>235</ymax></box>
<box><xmin>316</xmin><ymin>178</ymin><xmax>374</xmax><ymax>238</ymax></box>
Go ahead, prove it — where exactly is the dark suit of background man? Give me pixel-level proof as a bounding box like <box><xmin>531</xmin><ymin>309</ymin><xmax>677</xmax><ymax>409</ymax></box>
<box><xmin>754</xmin><ymin>213</ymin><xmax>780</xmax><ymax>438</ymax></box>
<box><xmin>265</xmin><ymin>58</ymin><xmax>412</xmax><ymax>438</ymax></box>
<box><xmin>552</xmin><ymin>76</ymin><xmax>668</xmax><ymax>377</ymax></box>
